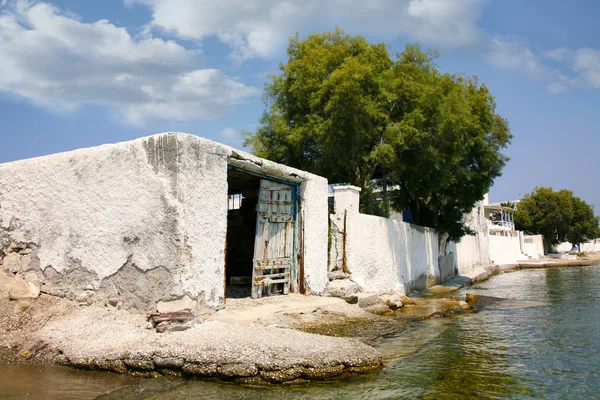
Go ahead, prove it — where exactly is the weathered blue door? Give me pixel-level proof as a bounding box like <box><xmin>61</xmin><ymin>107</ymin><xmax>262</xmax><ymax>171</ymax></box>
<box><xmin>251</xmin><ymin>179</ymin><xmax>295</xmax><ymax>298</ymax></box>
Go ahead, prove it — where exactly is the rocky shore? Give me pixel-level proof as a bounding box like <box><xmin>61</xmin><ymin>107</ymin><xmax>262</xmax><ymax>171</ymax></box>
<box><xmin>2</xmin><ymin>253</ymin><xmax>599</xmax><ymax>385</ymax></box>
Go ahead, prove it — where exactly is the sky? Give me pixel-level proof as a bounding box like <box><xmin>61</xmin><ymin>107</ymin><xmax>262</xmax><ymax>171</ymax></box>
<box><xmin>0</xmin><ymin>0</ymin><xmax>599</xmax><ymax>209</ymax></box>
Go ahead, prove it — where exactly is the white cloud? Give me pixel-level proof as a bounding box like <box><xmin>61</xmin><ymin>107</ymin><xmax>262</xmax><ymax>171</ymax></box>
<box><xmin>0</xmin><ymin>1</ymin><xmax>259</xmax><ymax>125</ymax></box>
<box><xmin>129</xmin><ymin>0</ymin><xmax>487</xmax><ymax>62</ymax></box>
<box><xmin>219</xmin><ymin>127</ymin><xmax>238</xmax><ymax>139</ymax></box>
<box><xmin>571</xmin><ymin>48</ymin><xmax>600</xmax><ymax>89</ymax></box>
<box><xmin>487</xmin><ymin>37</ymin><xmax>600</xmax><ymax>93</ymax></box>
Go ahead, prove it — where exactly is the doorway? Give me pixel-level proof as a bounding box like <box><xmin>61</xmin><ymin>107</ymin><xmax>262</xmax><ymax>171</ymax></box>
<box><xmin>225</xmin><ymin>167</ymin><xmax>260</xmax><ymax>298</ymax></box>
<box><xmin>225</xmin><ymin>165</ymin><xmax>299</xmax><ymax>299</ymax></box>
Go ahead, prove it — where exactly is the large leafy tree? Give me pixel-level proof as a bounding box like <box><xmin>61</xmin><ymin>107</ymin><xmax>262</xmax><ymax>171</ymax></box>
<box><xmin>245</xmin><ymin>29</ymin><xmax>512</xmax><ymax>239</ymax></box>
<box><xmin>515</xmin><ymin>187</ymin><xmax>600</xmax><ymax>246</ymax></box>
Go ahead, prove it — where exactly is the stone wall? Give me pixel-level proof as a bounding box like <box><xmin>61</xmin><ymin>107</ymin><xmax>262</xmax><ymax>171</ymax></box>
<box><xmin>0</xmin><ymin>132</ymin><xmax>329</xmax><ymax>312</ymax></box>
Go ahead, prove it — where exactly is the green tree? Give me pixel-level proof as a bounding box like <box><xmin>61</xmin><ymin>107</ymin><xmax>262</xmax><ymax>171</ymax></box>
<box><xmin>245</xmin><ymin>29</ymin><xmax>511</xmax><ymax>239</ymax></box>
<box><xmin>514</xmin><ymin>187</ymin><xmax>600</xmax><ymax>246</ymax></box>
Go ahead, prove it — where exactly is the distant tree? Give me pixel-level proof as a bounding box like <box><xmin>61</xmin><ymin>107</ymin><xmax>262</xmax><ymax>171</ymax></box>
<box><xmin>245</xmin><ymin>29</ymin><xmax>511</xmax><ymax>240</ymax></box>
<box><xmin>515</xmin><ymin>187</ymin><xmax>600</xmax><ymax>246</ymax></box>
<box><xmin>500</xmin><ymin>201</ymin><xmax>517</xmax><ymax>209</ymax></box>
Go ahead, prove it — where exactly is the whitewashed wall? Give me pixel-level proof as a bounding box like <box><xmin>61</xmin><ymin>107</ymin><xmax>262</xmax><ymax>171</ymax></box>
<box><xmin>522</xmin><ymin>234</ymin><xmax>544</xmax><ymax>259</ymax></box>
<box><xmin>329</xmin><ymin>187</ymin><xmax>439</xmax><ymax>294</ymax></box>
<box><xmin>0</xmin><ymin>133</ymin><xmax>329</xmax><ymax>311</ymax></box>
<box><xmin>556</xmin><ymin>239</ymin><xmax>600</xmax><ymax>253</ymax></box>
<box><xmin>451</xmin><ymin>200</ymin><xmax>490</xmax><ymax>274</ymax></box>
<box><xmin>488</xmin><ymin>235</ymin><xmax>523</xmax><ymax>265</ymax></box>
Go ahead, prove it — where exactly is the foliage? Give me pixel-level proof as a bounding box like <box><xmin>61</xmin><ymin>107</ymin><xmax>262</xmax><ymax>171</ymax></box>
<box><xmin>244</xmin><ymin>28</ymin><xmax>512</xmax><ymax>240</ymax></box>
<box><xmin>500</xmin><ymin>201</ymin><xmax>517</xmax><ymax>209</ymax></box>
<box><xmin>514</xmin><ymin>187</ymin><xmax>600</xmax><ymax>245</ymax></box>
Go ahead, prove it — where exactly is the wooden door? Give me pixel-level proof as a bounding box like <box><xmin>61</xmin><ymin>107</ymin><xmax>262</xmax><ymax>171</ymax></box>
<box><xmin>251</xmin><ymin>179</ymin><xmax>295</xmax><ymax>298</ymax></box>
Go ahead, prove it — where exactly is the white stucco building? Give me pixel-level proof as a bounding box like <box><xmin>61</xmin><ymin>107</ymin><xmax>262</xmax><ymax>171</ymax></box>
<box><xmin>0</xmin><ymin>133</ymin><xmax>329</xmax><ymax>312</ymax></box>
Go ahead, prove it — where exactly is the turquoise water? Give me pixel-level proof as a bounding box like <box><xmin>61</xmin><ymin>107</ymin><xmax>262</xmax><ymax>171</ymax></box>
<box><xmin>2</xmin><ymin>264</ymin><xmax>599</xmax><ymax>399</ymax></box>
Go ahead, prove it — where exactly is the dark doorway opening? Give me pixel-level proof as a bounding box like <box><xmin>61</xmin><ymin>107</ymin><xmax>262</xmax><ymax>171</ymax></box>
<box><xmin>225</xmin><ymin>167</ymin><xmax>260</xmax><ymax>298</ymax></box>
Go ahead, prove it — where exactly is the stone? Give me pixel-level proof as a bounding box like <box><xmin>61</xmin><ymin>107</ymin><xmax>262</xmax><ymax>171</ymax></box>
<box><xmin>20</xmin><ymin>253</ymin><xmax>39</xmax><ymax>272</ymax></box>
<box><xmin>108</xmin><ymin>298</ymin><xmax>119</xmax><ymax>307</ymax></box>
<box><xmin>362</xmin><ymin>304</ymin><xmax>391</xmax><ymax>315</ymax></box>
<box><xmin>8</xmin><ymin>277</ymin><xmax>41</xmax><ymax>300</ymax></box>
<box><xmin>379</xmin><ymin>294</ymin><xmax>403</xmax><ymax>310</ymax></box>
<box><xmin>123</xmin><ymin>359</ymin><xmax>155</xmax><ymax>371</ymax></box>
<box><xmin>157</xmin><ymin>295</ymin><xmax>197</xmax><ymax>313</ymax></box>
<box><xmin>399</xmin><ymin>295</ymin><xmax>416</xmax><ymax>305</ymax></box>
<box><xmin>3</xmin><ymin>253</ymin><xmax>21</xmax><ymax>274</ymax></box>
<box><xmin>326</xmin><ymin>279</ymin><xmax>360</xmax><ymax>298</ymax></box>
<box><xmin>301</xmin><ymin>364</ymin><xmax>345</xmax><ymax>379</ymax></box>
<box><xmin>153</xmin><ymin>356</ymin><xmax>184</xmax><ymax>369</ymax></box>
<box><xmin>345</xmin><ymin>292</ymin><xmax>379</xmax><ymax>309</ymax></box>
<box><xmin>76</xmin><ymin>290</ymin><xmax>94</xmax><ymax>305</ymax></box>
<box><xmin>260</xmin><ymin>367</ymin><xmax>304</xmax><ymax>383</ymax></box>
<box><xmin>182</xmin><ymin>363</ymin><xmax>217</xmax><ymax>376</ymax></box>
<box><xmin>465</xmin><ymin>293</ymin><xmax>505</xmax><ymax>310</ymax></box>
<box><xmin>14</xmin><ymin>300</ymin><xmax>32</xmax><ymax>313</ymax></box>
<box><xmin>23</xmin><ymin>272</ymin><xmax>40</xmax><ymax>287</ymax></box>
<box><xmin>217</xmin><ymin>364</ymin><xmax>258</xmax><ymax>378</ymax></box>
<box><xmin>327</xmin><ymin>270</ymin><xmax>349</xmax><ymax>281</ymax></box>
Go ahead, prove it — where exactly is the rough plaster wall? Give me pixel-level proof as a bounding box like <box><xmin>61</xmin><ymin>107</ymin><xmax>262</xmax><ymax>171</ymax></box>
<box><xmin>298</xmin><ymin>177</ymin><xmax>329</xmax><ymax>294</ymax></box>
<box><xmin>488</xmin><ymin>235</ymin><xmax>522</xmax><ymax>265</ymax></box>
<box><xmin>452</xmin><ymin>200</ymin><xmax>491</xmax><ymax>274</ymax></box>
<box><xmin>0</xmin><ymin>132</ymin><xmax>329</xmax><ymax>309</ymax></box>
<box><xmin>0</xmin><ymin>136</ymin><xmax>183</xmax><ymax>305</ymax></box>
<box><xmin>340</xmin><ymin>213</ymin><xmax>439</xmax><ymax>294</ymax></box>
<box><xmin>171</xmin><ymin>134</ymin><xmax>229</xmax><ymax>307</ymax></box>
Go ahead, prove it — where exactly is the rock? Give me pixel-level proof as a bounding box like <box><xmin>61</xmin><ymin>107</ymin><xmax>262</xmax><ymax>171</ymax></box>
<box><xmin>327</xmin><ymin>270</ymin><xmax>349</xmax><ymax>281</ymax></box>
<box><xmin>23</xmin><ymin>272</ymin><xmax>40</xmax><ymax>287</ymax></box>
<box><xmin>123</xmin><ymin>359</ymin><xmax>155</xmax><ymax>371</ymax></box>
<box><xmin>8</xmin><ymin>277</ymin><xmax>41</xmax><ymax>300</ymax></box>
<box><xmin>301</xmin><ymin>364</ymin><xmax>345</xmax><ymax>379</ymax></box>
<box><xmin>326</xmin><ymin>279</ymin><xmax>360</xmax><ymax>298</ymax></box>
<box><xmin>153</xmin><ymin>356</ymin><xmax>184</xmax><ymax>369</ymax></box>
<box><xmin>346</xmin><ymin>292</ymin><xmax>379</xmax><ymax>309</ymax></box>
<box><xmin>217</xmin><ymin>363</ymin><xmax>258</xmax><ymax>378</ymax></box>
<box><xmin>465</xmin><ymin>293</ymin><xmax>505</xmax><ymax>310</ymax></box>
<box><xmin>108</xmin><ymin>298</ymin><xmax>119</xmax><ymax>307</ymax></box>
<box><xmin>156</xmin><ymin>295</ymin><xmax>197</xmax><ymax>313</ymax></box>
<box><xmin>20</xmin><ymin>254</ymin><xmax>39</xmax><ymax>272</ymax></box>
<box><xmin>76</xmin><ymin>290</ymin><xmax>94</xmax><ymax>305</ymax></box>
<box><xmin>362</xmin><ymin>304</ymin><xmax>391</xmax><ymax>315</ymax></box>
<box><xmin>3</xmin><ymin>253</ymin><xmax>21</xmax><ymax>274</ymax></box>
<box><xmin>182</xmin><ymin>363</ymin><xmax>217</xmax><ymax>376</ymax></box>
<box><xmin>379</xmin><ymin>294</ymin><xmax>403</xmax><ymax>310</ymax></box>
<box><xmin>14</xmin><ymin>300</ymin><xmax>31</xmax><ymax>313</ymax></box>
<box><xmin>260</xmin><ymin>367</ymin><xmax>304</xmax><ymax>383</ymax></box>
<box><xmin>399</xmin><ymin>294</ymin><xmax>416</xmax><ymax>305</ymax></box>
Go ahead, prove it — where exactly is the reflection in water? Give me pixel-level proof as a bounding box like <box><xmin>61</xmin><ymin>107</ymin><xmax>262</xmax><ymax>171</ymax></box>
<box><xmin>1</xmin><ymin>264</ymin><xmax>599</xmax><ymax>399</ymax></box>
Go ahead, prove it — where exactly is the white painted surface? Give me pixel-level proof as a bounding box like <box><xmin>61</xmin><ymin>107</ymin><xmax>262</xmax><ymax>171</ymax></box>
<box><xmin>488</xmin><ymin>235</ymin><xmax>523</xmax><ymax>265</ymax></box>
<box><xmin>452</xmin><ymin>200</ymin><xmax>490</xmax><ymax>274</ymax></box>
<box><xmin>0</xmin><ymin>132</ymin><xmax>329</xmax><ymax>309</ymax></box>
<box><xmin>332</xmin><ymin>186</ymin><xmax>361</xmax><ymax>214</ymax></box>
<box><xmin>522</xmin><ymin>234</ymin><xmax>544</xmax><ymax>259</ymax></box>
<box><xmin>330</xmin><ymin>211</ymin><xmax>439</xmax><ymax>294</ymax></box>
<box><xmin>556</xmin><ymin>239</ymin><xmax>600</xmax><ymax>253</ymax></box>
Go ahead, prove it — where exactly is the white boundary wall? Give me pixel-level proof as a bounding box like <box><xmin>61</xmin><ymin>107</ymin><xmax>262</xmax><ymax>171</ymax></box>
<box><xmin>450</xmin><ymin>200</ymin><xmax>491</xmax><ymax>274</ymax></box>
<box><xmin>556</xmin><ymin>239</ymin><xmax>600</xmax><ymax>253</ymax></box>
<box><xmin>488</xmin><ymin>235</ymin><xmax>523</xmax><ymax>265</ymax></box>
<box><xmin>329</xmin><ymin>187</ymin><xmax>439</xmax><ymax>294</ymax></box>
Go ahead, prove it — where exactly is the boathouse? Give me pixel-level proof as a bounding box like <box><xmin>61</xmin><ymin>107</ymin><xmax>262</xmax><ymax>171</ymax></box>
<box><xmin>0</xmin><ymin>133</ymin><xmax>329</xmax><ymax>312</ymax></box>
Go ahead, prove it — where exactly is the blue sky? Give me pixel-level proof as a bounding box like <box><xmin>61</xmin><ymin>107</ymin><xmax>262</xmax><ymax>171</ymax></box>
<box><xmin>1</xmin><ymin>0</ymin><xmax>599</xmax><ymax>209</ymax></box>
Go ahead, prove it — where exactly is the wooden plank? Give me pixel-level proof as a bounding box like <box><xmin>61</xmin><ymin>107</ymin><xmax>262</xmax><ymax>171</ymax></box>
<box><xmin>254</xmin><ymin>272</ymin><xmax>290</xmax><ymax>281</ymax></box>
